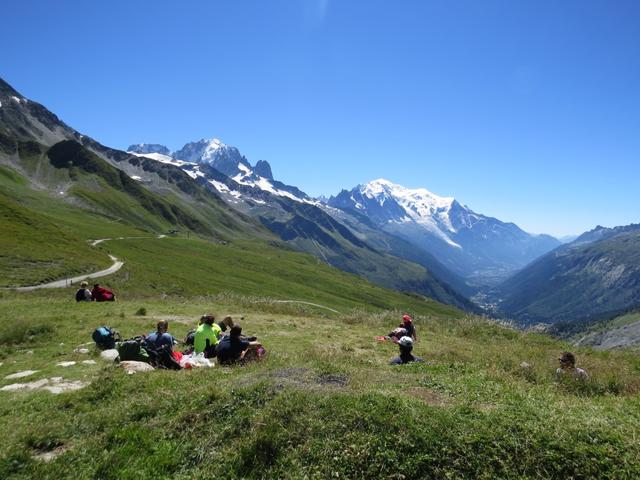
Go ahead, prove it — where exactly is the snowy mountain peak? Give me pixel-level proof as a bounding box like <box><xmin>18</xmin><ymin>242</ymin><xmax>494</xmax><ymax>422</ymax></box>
<box><xmin>126</xmin><ymin>143</ymin><xmax>170</xmax><ymax>156</ymax></box>
<box><xmin>361</xmin><ymin>178</ymin><xmax>455</xmax><ymax>212</ymax></box>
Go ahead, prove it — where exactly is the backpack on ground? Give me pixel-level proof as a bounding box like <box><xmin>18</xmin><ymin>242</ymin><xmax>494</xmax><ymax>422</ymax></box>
<box><xmin>143</xmin><ymin>343</ymin><xmax>181</xmax><ymax>370</ymax></box>
<box><xmin>92</xmin><ymin>326</ymin><xmax>120</xmax><ymax>350</ymax></box>
<box><xmin>184</xmin><ymin>329</ymin><xmax>196</xmax><ymax>346</ymax></box>
<box><xmin>117</xmin><ymin>336</ymin><xmax>150</xmax><ymax>362</ymax></box>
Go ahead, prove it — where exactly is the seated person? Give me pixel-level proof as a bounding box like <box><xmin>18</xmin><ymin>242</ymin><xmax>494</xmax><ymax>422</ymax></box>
<box><xmin>144</xmin><ymin>320</ymin><xmax>176</xmax><ymax>353</ymax></box>
<box><xmin>91</xmin><ymin>283</ymin><xmax>115</xmax><ymax>302</ymax></box>
<box><xmin>556</xmin><ymin>352</ymin><xmax>588</xmax><ymax>380</ymax></box>
<box><xmin>216</xmin><ymin>325</ymin><xmax>262</xmax><ymax>365</ymax></box>
<box><xmin>389</xmin><ymin>336</ymin><xmax>423</xmax><ymax>365</ymax></box>
<box><xmin>75</xmin><ymin>281</ymin><xmax>92</xmax><ymax>302</ymax></box>
<box><xmin>194</xmin><ymin>314</ymin><xmax>224</xmax><ymax>358</ymax></box>
<box><xmin>400</xmin><ymin>314</ymin><xmax>417</xmax><ymax>341</ymax></box>
<box><xmin>385</xmin><ymin>314</ymin><xmax>417</xmax><ymax>343</ymax></box>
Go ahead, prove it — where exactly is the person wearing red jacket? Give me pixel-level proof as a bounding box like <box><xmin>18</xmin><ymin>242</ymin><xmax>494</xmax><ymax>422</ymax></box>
<box><xmin>91</xmin><ymin>283</ymin><xmax>115</xmax><ymax>302</ymax></box>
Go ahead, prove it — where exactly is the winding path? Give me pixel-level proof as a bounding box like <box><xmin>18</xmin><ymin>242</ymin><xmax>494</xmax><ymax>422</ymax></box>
<box><xmin>3</xmin><ymin>235</ymin><xmax>166</xmax><ymax>291</ymax></box>
<box><xmin>272</xmin><ymin>300</ymin><xmax>341</xmax><ymax>314</ymax></box>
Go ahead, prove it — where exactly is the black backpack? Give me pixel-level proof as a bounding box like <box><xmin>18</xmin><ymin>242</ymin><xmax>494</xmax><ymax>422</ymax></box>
<box><xmin>117</xmin><ymin>336</ymin><xmax>149</xmax><ymax>362</ymax></box>
<box><xmin>143</xmin><ymin>343</ymin><xmax>181</xmax><ymax>370</ymax></box>
<box><xmin>184</xmin><ymin>329</ymin><xmax>196</xmax><ymax>346</ymax></box>
<box><xmin>92</xmin><ymin>326</ymin><xmax>120</xmax><ymax>350</ymax></box>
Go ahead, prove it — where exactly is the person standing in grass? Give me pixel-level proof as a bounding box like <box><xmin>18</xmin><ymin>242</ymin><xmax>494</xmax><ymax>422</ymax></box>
<box><xmin>556</xmin><ymin>352</ymin><xmax>589</xmax><ymax>380</ymax></box>
<box><xmin>389</xmin><ymin>336</ymin><xmax>423</xmax><ymax>365</ymax></box>
<box><xmin>75</xmin><ymin>281</ymin><xmax>92</xmax><ymax>302</ymax></box>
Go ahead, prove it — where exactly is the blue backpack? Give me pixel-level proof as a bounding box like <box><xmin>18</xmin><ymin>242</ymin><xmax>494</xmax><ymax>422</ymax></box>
<box><xmin>92</xmin><ymin>326</ymin><xmax>118</xmax><ymax>350</ymax></box>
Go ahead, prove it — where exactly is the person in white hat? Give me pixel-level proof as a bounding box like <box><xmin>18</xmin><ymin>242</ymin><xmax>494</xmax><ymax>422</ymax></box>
<box><xmin>389</xmin><ymin>336</ymin><xmax>423</xmax><ymax>365</ymax></box>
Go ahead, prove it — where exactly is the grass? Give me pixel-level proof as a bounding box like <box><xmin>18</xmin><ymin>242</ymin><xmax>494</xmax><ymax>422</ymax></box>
<box><xmin>0</xmin><ymin>292</ymin><xmax>639</xmax><ymax>479</ymax></box>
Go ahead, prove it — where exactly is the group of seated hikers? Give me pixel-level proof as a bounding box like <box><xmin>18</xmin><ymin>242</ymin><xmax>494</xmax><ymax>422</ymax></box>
<box><xmin>94</xmin><ymin>309</ymin><xmax>589</xmax><ymax>379</ymax></box>
<box><xmin>191</xmin><ymin>314</ymin><xmax>263</xmax><ymax>364</ymax></box>
<box><xmin>93</xmin><ymin>314</ymin><xmax>265</xmax><ymax>370</ymax></box>
<box><xmin>76</xmin><ymin>281</ymin><xmax>115</xmax><ymax>302</ymax></box>
<box><xmin>384</xmin><ymin>315</ymin><xmax>589</xmax><ymax>380</ymax></box>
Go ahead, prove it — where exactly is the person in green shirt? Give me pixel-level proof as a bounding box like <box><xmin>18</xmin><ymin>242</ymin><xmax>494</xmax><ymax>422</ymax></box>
<box><xmin>194</xmin><ymin>314</ymin><xmax>223</xmax><ymax>358</ymax></box>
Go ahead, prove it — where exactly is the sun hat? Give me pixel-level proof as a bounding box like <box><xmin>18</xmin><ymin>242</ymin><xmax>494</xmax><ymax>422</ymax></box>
<box><xmin>402</xmin><ymin>314</ymin><xmax>412</xmax><ymax>323</ymax></box>
<box><xmin>398</xmin><ymin>336</ymin><xmax>414</xmax><ymax>348</ymax></box>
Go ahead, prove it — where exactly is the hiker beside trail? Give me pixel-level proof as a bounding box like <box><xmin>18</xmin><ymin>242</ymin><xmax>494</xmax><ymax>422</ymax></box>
<box><xmin>91</xmin><ymin>283</ymin><xmax>115</xmax><ymax>302</ymax></box>
<box><xmin>216</xmin><ymin>324</ymin><xmax>263</xmax><ymax>365</ymax></box>
<box><xmin>389</xmin><ymin>336</ymin><xmax>423</xmax><ymax>365</ymax></box>
<box><xmin>75</xmin><ymin>281</ymin><xmax>92</xmax><ymax>302</ymax></box>
<box><xmin>556</xmin><ymin>352</ymin><xmax>588</xmax><ymax>380</ymax></box>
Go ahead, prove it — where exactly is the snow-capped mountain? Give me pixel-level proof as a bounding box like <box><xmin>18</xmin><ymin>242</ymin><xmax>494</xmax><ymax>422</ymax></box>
<box><xmin>127</xmin><ymin>143</ymin><xmax>170</xmax><ymax>156</ymax></box>
<box><xmin>328</xmin><ymin>179</ymin><xmax>560</xmax><ymax>285</ymax></box>
<box><xmin>127</xmin><ymin>138</ymin><xmax>314</xmax><ymax>204</ymax></box>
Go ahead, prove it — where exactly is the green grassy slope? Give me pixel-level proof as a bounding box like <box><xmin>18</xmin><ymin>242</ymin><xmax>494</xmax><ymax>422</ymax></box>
<box><xmin>83</xmin><ymin>236</ymin><xmax>459</xmax><ymax>315</ymax></box>
<box><xmin>0</xmin><ymin>137</ymin><xmax>276</xmax><ymax>287</ymax></box>
<box><xmin>0</xmin><ymin>294</ymin><xmax>638</xmax><ymax>479</ymax></box>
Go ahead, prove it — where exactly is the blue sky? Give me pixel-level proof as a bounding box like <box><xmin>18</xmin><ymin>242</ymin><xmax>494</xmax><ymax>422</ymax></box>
<box><xmin>2</xmin><ymin>0</ymin><xmax>639</xmax><ymax>236</ymax></box>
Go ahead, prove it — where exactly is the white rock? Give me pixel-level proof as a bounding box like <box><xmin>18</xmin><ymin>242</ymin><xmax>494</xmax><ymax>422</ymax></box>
<box><xmin>5</xmin><ymin>370</ymin><xmax>38</xmax><ymax>379</ymax></box>
<box><xmin>82</xmin><ymin>360</ymin><xmax>97</xmax><ymax>365</ymax></box>
<box><xmin>0</xmin><ymin>377</ymin><xmax>89</xmax><ymax>394</ymax></box>
<box><xmin>100</xmin><ymin>349</ymin><xmax>119</xmax><ymax>361</ymax></box>
<box><xmin>43</xmin><ymin>380</ymin><xmax>88</xmax><ymax>394</ymax></box>
<box><xmin>74</xmin><ymin>348</ymin><xmax>90</xmax><ymax>354</ymax></box>
<box><xmin>57</xmin><ymin>361</ymin><xmax>77</xmax><ymax>367</ymax></box>
<box><xmin>120</xmin><ymin>361</ymin><xmax>154</xmax><ymax>373</ymax></box>
<box><xmin>1</xmin><ymin>378</ymin><xmax>50</xmax><ymax>391</ymax></box>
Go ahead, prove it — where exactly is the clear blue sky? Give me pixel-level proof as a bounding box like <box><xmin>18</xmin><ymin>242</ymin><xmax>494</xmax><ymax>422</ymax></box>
<box><xmin>2</xmin><ymin>0</ymin><xmax>639</xmax><ymax>236</ymax></box>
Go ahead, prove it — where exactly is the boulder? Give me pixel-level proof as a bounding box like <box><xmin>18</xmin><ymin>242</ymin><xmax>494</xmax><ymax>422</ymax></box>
<box><xmin>120</xmin><ymin>361</ymin><xmax>154</xmax><ymax>373</ymax></box>
<box><xmin>100</xmin><ymin>349</ymin><xmax>119</xmax><ymax>361</ymax></box>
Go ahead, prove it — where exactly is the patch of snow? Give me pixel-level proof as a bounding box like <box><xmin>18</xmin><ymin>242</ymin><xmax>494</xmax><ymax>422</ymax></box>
<box><xmin>128</xmin><ymin>151</ymin><xmax>195</xmax><ymax>168</ymax></box>
<box><xmin>184</xmin><ymin>166</ymin><xmax>205</xmax><ymax>179</ymax></box>
<box><xmin>130</xmin><ymin>175</ymin><xmax>142</xmax><ymax>181</ymax></box>
<box><xmin>10</xmin><ymin>95</ymin><xmax>22</xmax><ymax>104</ymax></box>
<box><xmin>208</xmin><ymin>179</ymin><xmax>230</xmax><ymax>192</ymax></box>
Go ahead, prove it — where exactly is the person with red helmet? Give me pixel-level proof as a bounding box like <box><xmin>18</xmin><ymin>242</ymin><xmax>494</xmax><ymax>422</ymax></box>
<box><xmin>400</xmin><ymin>314</ymin><xmax>417</xmax><ymax>342</ymax></box>
<box><xmin>381</xmin><ymin>313</ymin><xmax>418</xmax><ymax>343</ymax></box>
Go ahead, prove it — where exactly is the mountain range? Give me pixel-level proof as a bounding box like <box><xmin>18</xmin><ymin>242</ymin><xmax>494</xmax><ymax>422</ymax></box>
<box><xmin>0</xmin><ymin>77</ymin><xmax>473</xmax><ymax>310</ymax></box>
<box><xmin>127</xmin><ymin>141</ymin><xmax>561</xmax><ymax>294</ymax></box>
<box><xmin>328</xmin><ymin>180</ymin><xmax>560</xmax><ymax>286</ymax></box>
<box><xmin>3</xmin><ymin>75</ymin><xmax>639</xmax><ymax>338</ymax></box>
